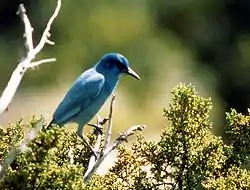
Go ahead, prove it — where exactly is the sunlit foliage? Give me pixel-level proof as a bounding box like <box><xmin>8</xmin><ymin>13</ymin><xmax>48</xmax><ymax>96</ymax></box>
<box><xmin>1</xmin><ymin>84</ymin><xmax>250</xmax><ymax>189</ymax></box>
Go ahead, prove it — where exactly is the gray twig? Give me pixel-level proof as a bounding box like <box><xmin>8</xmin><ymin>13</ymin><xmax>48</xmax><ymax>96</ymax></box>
<box><xmin>68</xmin><ymin>147</ymin><xmax>74</xmax><ymax>165</ymax></box>
<box><xmin>83</xmin><ymin>117</ymin><xmax>103</xmax><ymax>179</ymax></box>
<box><xmin>83</xmin><ymin>95</ymin><xmax>146</xmax><ymax>183</ymax></box>
<box><xmin>102</xmin><ymin>93</ymin><xmax>116</xmax><ymax>151</ymax></box>
<box><xmin>0</xmin><ymin>0</ymin><xmax>61</xmax><ymax>116</ymax></box>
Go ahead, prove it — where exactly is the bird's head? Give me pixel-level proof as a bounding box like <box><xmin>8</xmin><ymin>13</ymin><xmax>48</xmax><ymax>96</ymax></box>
<box><xmin>96</xmin><ymin>53</ymin><xmax>140</xmax><ymax>80</ymax></box>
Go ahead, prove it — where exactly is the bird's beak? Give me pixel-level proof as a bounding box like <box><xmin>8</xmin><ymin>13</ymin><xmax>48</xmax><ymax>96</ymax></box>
<box><xmin>127</xmin><ymin>67</ymin><xmax>141</xmax><ymax>80</ymax></box>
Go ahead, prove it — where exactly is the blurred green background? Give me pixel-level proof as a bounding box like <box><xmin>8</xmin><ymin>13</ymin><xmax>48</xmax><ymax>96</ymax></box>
<box><xmin>1</xmin><ymin>0</ymin><xmax>250</xmax><ymax>138</ymax></box>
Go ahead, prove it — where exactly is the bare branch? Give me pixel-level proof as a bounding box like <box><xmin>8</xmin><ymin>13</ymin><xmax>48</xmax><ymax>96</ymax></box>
<box><xmin>83</xmin><ymin>94</ymin><xmax>146</xmax><ymax>183</ymax></box>
<box><xmin>33</xmin><ymin>0</ymin><xmax>61</xmax><ymax>55</ymax></box>
<box><xmin>29</xmin><ymin>58</ymin><xmax>56</xmax><ymax>68</ymax></box>
<box><xmin>104</xmin><ymin>125</ymin><xmax>146</xmax><ymax>155</ymax></box>
<box><xmin>102</xmin><ymin>93</ymin><xmax>116</xmax><ymax>151</ymax></box>
<box><xmin>68</xmin><ymin>148</ymin><xmax>74</xmax><ymax>165</ymax></box>
<box><xmin>0</xmin><ymin>118</ymin><xmax>45</xmax><ymax>179</ymax></box>
<box><xmin>83</xmin><ymin>124</ymin><xmax>145</xmax><ymax>182</ymax></box>
<box><xmin>46</xmin><ymin>39</ymin><xmax>55</xmax><ymax>45</ymax></box>
<box><xmin>17</xmin><ymin>4</ymin><xmax>34</xmax><ymax>53</ymax></box>
<box><xmin>83</xmin><ymin>117</ymin><xmax>103</xmax><ymax>180</ymax></box>
<box><xmin>0</xmin><ymin>0</ymin><xmax>61</xmax><ymax>116</ymax></box>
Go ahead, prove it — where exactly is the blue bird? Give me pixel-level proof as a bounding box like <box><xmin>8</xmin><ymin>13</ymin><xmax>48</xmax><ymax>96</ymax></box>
<box><xmin>48</xmin><ymin>53</ymin><xmax>140</xmax><ymax>142</ymax></box>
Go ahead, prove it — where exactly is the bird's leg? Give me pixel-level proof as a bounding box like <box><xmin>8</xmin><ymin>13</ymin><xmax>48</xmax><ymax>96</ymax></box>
<box><xmin>78</xmin><ymin>134</ymin><xmax>98</xmax><ymax>159</ymax></box>
<box><xmin>77</xmin><ymin>127</ymin><xmax>97</xmax><ymax>159</ymax></box>
<box><xmin>82</xmin><ymin>116</ymin><xmax>109</xmax><ymax>158</ymax></box>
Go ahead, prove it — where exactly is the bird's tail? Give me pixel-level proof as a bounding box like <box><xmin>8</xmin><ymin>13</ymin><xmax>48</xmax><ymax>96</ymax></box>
<box><xmin>43</xmin><ymin>119</ymin><xmax>55</xmax><ymax>131</ymax></box>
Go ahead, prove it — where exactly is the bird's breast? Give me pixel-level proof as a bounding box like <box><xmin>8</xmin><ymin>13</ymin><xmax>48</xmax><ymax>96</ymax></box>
<box><xmin>104</xmin><ymin>78</ymin><xmax>119</xmax><ymax>94</ymax></box>
<box><xmin>68</xmin><ymin>79</ymin><xmax>118</xmax><ymax>126</ymax></box>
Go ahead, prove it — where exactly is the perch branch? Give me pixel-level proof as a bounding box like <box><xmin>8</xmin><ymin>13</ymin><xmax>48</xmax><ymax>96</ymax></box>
<box><xmin>83</xmin><ymin>94</ymin><xmax>146</xmax><ymax>183</ymax></box>
<box><xmin>0</xmin><ymin>118</ymin><xmax>45</xmax><ymax>179</ymax></box>
<box><xmin>102</xmin><ymin>93</ymin><xmax>116</xmax><ymax>151</ymax></box>
<box><xmin>83</xmin><ymin>117</ymin><xmax>103</xmax><ymax>178</ymax></box>
<box><xmin>0</xmin><ymin>0</ymin><xmax>61</xmax><ymax>116</ymax></box>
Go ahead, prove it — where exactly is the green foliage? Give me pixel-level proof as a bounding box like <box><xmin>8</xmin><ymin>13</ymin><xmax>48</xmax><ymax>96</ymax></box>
<box><xmin>203</xmin><ymin>166</ymin><xmax>250</xmax><ymax>189</ymax></box>
<box><xmin>0</xmin><ymin>120</ymin><xmax>93</xmax><ymax>189</ymax></box>
<box><xmin>0</xmin><ymin>120</ymin><xmax>23</xmax><ymax>163</ymax></box>
<box><xmin>1</xmin><ymin>84</ymin><xmax>250</xmax><ymax>189</ymax></box>
<box><xmin>225</xmin><ymin>109</ymin><xmax>250</xmax><ymax>167</ymax></box>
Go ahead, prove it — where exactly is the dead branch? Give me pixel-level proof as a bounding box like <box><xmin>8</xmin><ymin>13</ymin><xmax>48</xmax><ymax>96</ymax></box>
<box><xmin>0</xmin><ymin>0</ymin><xmax>61</xmax><ymax>115</ymax></box>
<box><xmin>83</xmin><ymin>94</ymin><xmax>146</xmax><ymax>183</ymax></box>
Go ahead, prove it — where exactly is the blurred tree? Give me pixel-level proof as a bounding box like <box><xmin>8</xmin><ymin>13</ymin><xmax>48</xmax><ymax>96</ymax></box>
<box><xmin>151</xmin><ymin>0</ymin><xmax>250</xmax><ymax>114</ymax></box>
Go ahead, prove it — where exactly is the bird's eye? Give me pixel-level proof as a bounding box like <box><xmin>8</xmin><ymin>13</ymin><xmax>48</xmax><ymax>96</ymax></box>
<box><xmin>106</xmin><ymin>62</ymin><xmax>111</xmax><ymax>68</ymax></box>
<box><xmin>116</xmin><ymin>62</ymin><xmax>125</xmax><ymax>71</ymax></box>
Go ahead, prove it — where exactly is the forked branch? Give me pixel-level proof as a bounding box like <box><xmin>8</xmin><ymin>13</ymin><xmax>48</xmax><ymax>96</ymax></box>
<box><xmin>0</xmin><ymin>0</ymin><xmax>61</xmax><ymax>115</ymax></box>
<box><xmin>83</xmin><ymin>94</ymin><xmax>146</xmax><ymax>183</ymax></box>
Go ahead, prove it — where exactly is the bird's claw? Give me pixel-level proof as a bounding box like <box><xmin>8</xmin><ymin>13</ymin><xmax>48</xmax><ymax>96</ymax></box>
<box><xmin>87</xmin><ymin>123</ymin><xmax>104</xmax><ymax>135</ymax></box>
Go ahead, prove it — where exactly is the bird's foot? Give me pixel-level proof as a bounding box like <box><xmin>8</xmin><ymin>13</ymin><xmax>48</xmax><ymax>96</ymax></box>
<box><xmin>87</xmin><ymin>123</ymin><xmax>103</xmax><ymax>135</ymax></box>
<box><xmin>88</xmin><ymin>117</ymin><xmax>109</xmax><ymax>135</ymax></box>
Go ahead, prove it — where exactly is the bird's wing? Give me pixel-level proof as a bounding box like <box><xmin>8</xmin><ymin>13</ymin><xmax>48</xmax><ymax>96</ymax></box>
<box><xmin>53</xmin><ymin>70</ymin><xmax>105</xmax><ymax>125</ymax></box>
